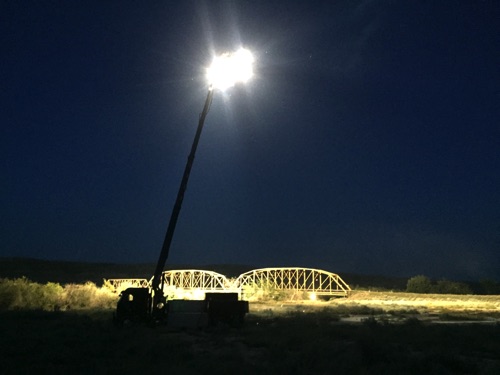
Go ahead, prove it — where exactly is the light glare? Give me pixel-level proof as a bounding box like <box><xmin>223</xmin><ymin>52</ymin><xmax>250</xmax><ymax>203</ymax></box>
<box><xmin>207</xmin><ymin>48</ymin><xmax>254</xmax><ymax>91</ymax></box>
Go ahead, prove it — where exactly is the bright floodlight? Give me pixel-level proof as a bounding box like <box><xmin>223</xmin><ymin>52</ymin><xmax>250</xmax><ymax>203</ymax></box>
<box><xmin>207</xmin><ymin>48</ymin><xmax>254</xmax><ymax>91</ymax></box>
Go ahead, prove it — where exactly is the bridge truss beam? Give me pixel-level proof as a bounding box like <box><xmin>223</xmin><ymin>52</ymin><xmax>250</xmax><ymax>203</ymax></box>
<box><xmin>106</xmin><ymin>267</ymin><xmax>351</xmax><ymax>298</ymax></box>
<box><xmin>236</xmin><ymin>267</ymin><xmax>351</xmax><ymax>297</ymax></box>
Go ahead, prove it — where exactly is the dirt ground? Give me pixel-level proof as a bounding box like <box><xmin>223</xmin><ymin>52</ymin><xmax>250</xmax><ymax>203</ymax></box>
<box><xmin>249</xmin><ymin>291</ymin><xmax>500</xmax><ymax>323</ymax></box>
<box><xmin>1</xmin><ymin>292</ymin><xmax>500</xmax><ymax>374</ymax></box>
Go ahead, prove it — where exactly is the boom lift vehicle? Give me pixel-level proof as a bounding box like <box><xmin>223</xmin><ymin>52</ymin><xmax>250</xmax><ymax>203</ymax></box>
<box><xmin>114</xmin><ymin>86</ymin><xmax>249</xmax><ymax>328</ymax></box>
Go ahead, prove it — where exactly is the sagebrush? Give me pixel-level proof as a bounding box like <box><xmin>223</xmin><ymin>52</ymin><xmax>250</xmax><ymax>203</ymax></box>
<box><xmin>0</xmin><ymin>277</ymin><xmax>117</xmax><ymax>311</ymax></box>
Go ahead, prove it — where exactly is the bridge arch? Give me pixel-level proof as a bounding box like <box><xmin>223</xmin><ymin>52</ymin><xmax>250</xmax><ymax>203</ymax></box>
<box><xmin>104</xmin><ymin>278</ymin><xmax>150</xmax><ymax>293</ymax></box>
<box><xmin>236</xmin><ymin>267</ymin><xmax>351</xmax><ymax>298</ymax></box>
<box><xmin>159</xmin><ymin>269</ymin><xmax>230</xmax><ymax>290</ymax></box>
<box><xmin>159</xmin><ymin>269</ymin><xmax>239</xmax><ymax>299</ymax></box>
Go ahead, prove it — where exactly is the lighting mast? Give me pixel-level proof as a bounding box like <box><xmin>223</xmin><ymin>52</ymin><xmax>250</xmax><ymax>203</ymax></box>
<box><xmin>150</xmin><ymin>48</ymin><xmax>254</xmax><ymax>310</ymax></box>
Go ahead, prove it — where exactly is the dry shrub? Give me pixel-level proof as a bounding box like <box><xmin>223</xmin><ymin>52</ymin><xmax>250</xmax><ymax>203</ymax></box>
<box><xmin>39</xmin><ymin>282</ymin><xmax>64</xmax><ymax>310</ymax></box>
<box><xmin>243</xmin><ymin>283</ymin><xmax>310</xmax><ymax>301</ymax></box>
<box><xmin>0</xmin><ymin>277</ymin><xmax>63</xmax><ymax>311</ymax></box>
<box><xmin>62</xmin><ymin>282</ymin><xmax>116</xmax><ymax>310</ymax></box>
<box><xmin>0</xmin><ymin>278</ymin><xmax>117</xmax><ymax>311</ymax></box>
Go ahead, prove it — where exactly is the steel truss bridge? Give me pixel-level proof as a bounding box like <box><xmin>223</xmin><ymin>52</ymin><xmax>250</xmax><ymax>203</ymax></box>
<box><xmin>158</xmin><ymin>269</ymin><xmax>241</xmax><ymax>300</ymax></box>
<box><xmin>236</xmin><ymin>268</ymin><xmax>351</xmax><ymax>298</ymax></box>
<box><xmin>104</xmin><ymin>278</ymin><xmax>149</xmax><ymax>292</ymax></box>
<box><xmin>105</xmin><ymin>267</ymin><xmax>351</xmax><ymax>298</ymax></box>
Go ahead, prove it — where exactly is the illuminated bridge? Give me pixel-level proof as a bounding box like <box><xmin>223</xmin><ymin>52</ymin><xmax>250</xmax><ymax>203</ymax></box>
<box><xmin>236</xmin><ymin>268</ymin><xmax>351</xmax><ymax>298</ymax></box>
<box><xmin>106</xmin><ymin>267</ymin><xmax>351</xmax><ymax>298</ymax></box>
<box><xmin>104</xmin><ymin>278</ymin><xmax>150</xmax><ymax>292</ymax></box>
<box><xmin>106</xmin><ymin>270</ymin><xmax>236</xmax><ymax>298</ymax></box>
<box><xmin>161</xmin><ymin>269</ymin><xmax>229</xmax><ymax>290</ymax></box>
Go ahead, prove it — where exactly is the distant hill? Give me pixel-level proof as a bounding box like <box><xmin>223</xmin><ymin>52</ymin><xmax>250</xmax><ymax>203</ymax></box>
<box><xmin>0</xmin><ymin>258</ymin><xmax>255</xmax><ymax>286</ymax></box>
<box><xmin>0</xmin><ymin>257</ymin><xmax>153</xmax><ymax>285</ymax></box>
<box><xmin>341</xmin><ymin>272</ymin><xmax>408</xmax><ymax>291</ymax></box>
<box><xmin>0</xmin><ymin>257</ymin><xmax>408</xmax><ymax>290</ymax></box>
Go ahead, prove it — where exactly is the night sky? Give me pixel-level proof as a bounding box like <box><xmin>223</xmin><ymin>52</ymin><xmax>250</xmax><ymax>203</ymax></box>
<box><xmin>2</xmin><ymin>1</ymin><xmax>499</xmax><ymax>281</ymax></box>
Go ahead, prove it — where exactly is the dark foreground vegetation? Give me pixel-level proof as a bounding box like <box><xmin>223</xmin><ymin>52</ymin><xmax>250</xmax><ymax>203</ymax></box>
<box><xmin>0</xmin><ymin>307</ymin><xmax>499</xmax><ymax>375</ymax></box>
